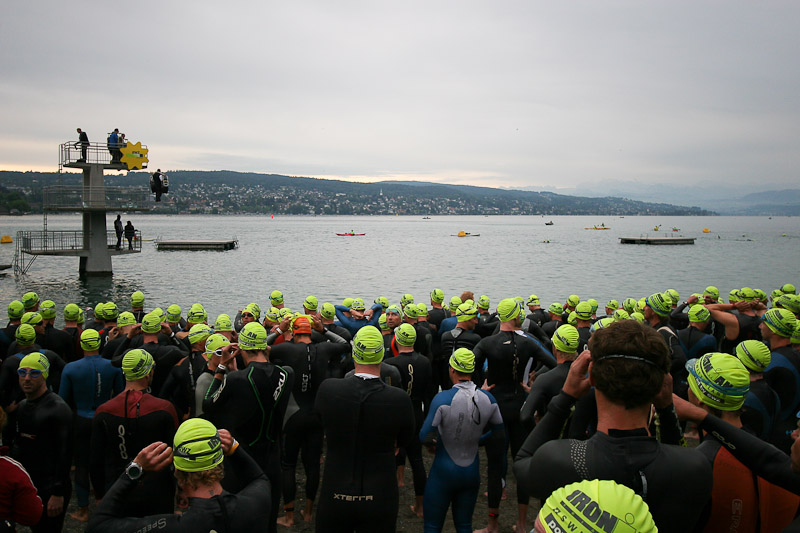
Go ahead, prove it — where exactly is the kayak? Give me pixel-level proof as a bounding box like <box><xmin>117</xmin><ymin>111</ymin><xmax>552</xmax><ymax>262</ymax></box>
<box><xmin>584</xmin><ymin>227</ymin><xmax>610</xmax><ymax>230</ymax></box>
<box><xmin>452</xmin><ymin>231</ymin><xmax>480</xmax><ymax>237</ymax></box>
<box><xmin>337</xmin><ymin>233</ymin><xmax>366</xmax><ymax>236</ymax></box>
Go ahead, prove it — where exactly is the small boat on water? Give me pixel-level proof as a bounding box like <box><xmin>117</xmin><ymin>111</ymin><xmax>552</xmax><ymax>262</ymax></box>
<box><xmin>545</xmin><ymin>221</ymin><xmax>554</xmax><ymax>226</ymax></box>
<box><xmin>585</xmin><ymin>225</ymin><xmax>610</xmax><ymax>230</ymax></box>
<box><xmin>337</xmin><ymin>232</ymin><xmax>366</xmax><ymax>236</ymax></box>
<box><xmin>422</xmin><ymin>216</ymin><xmax>431</xmax><ymax>219</ymax></box>
<box><xmin>452</xmin><ymin>231</ymin><xmax>480</xmax><ymax>237</ymax></box>
<box><xmin>672</xmin><ymin>227</ymin><xmax>680</xmax><ymax>232</ymax></box>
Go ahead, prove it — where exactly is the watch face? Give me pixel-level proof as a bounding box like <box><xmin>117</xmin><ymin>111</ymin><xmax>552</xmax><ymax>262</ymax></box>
<box><xmin>127</xmin><ymin>463</ymin><xmax>142</xmax><ymax>479</ymax></box>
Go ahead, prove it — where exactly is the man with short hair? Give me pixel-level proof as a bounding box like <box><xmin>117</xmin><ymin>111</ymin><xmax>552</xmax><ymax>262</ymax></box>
<box><xmin>514</xmin><ymin>319</ymin><xmax>713</xmax><ymax>531</ymax></box>
<box><xmin>382</xmin><ymin>305</ymin><xmax>403</xmax><ymax>351</ymax></box>
<box><xmin>75</xmin><ymin>128</ymin><xmax>89</xmax><ymax>162</ymax></box>
<box><xmin>90</xmin><ymin>349</ymin><xmax>179</xmax><ymax>517</ymax></box>
<box><xmin>314</xmin><ymin>326</ymin><xmax>415</xmax><ymax>532</ymax></box>
<box><xmin>114</xmin><ymin>215</ymin><xmax>123</xmax><ymax>250</ymax></box>
<box><xmin>87</xmin><ymin>419</ymin><xmax>269</xmax><ymax>532</ymax></box>
<box><xmin>58</xmin><ymin>329</ymin><xmax>124</xmax><ymax>522</ymax></box>
<box><xmin>11</xmin><ymin>353</ymin><xmax>74</xmax><ymax>533</ymax></box>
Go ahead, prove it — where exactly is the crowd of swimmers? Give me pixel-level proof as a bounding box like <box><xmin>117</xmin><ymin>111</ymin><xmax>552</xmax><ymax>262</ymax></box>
<box><xmin>2</xmin><ymin>283</ymin><xmax>800</xmax><ymax>532</ymax></box>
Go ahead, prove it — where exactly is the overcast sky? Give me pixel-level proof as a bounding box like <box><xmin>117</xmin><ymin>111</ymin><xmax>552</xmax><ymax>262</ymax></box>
<box><xmin>2</xmin><ymin>1</ymin><xmax>798</xmax><ymax>191</ymax></box>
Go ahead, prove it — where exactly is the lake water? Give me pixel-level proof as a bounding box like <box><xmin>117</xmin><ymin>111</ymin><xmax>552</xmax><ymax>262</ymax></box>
<box><xmin>0</xmin><ymin>214</ymin><xmax>798</xmax><ymax>325</ymax></box>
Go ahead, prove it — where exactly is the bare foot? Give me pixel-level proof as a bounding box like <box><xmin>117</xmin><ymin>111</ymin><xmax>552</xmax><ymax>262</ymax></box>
<box><xmin>69</xmin><ymin>507</ymin><xmax>89</xmax><ymax>522</ymax></box>
<box><xmin>277</xmin><ymin>512</ymin><xmax>295</xmax><ymax>527</ymax></box>
<box><xmin>473</xmin><ymin>528</ymin><xmax>498</xmax><ymax>533</ymax></box>
<box><xmin>302</xmin><ymin>502</ymin><xmax>313</xmax><ymax>523</ymax></box>
<box><xmin>410</xmin><ymin>504</ymin><xmax>423</xmax><ymax>518</ymax></box>
<box><xmin>512</xmin><ymin>521</ymin><xmax>527</xmax><ymax>532</ymax></box>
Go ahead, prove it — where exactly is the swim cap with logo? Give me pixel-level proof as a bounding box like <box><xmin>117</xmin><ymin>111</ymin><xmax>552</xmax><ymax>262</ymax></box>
<box><xmin>754</xmin><ymin>288</ymin><xmax>767</xmax><ymax>302</ymax></box>
<box><xmin>450</xmin><ymin>347</ymin><xmax>475</xmax><ymax>374</ymax></box>
<box><xmin>173</xmin><ymin>418</ymin><xmax>224</xmax><ymax>473</ymax></box>
<box><xmin>141</xmin><ymin>312</ymin><xmax>163</xmax><ymax>334</ymax></box>
<box><xmin>21</xmin><ymin>312</ymin><xmax>42</xmax><ymax>326</ymax></box>
<box><xmin>567</xmin><ymin>311</ymin><xmax>577</xmax><ymax>326</ymax></box>
<box><xmin>342</xmin><ymin>298</ymin><xmax>354</xmax><ymax>308</ymax></box>
<box><xmin>527</xmin><ymin>294</ymin><xmax>540</xmax><ymax>306</ymax></box>
<box><xmin>688</xmin><ymin>305</ymin><xmax>711</xmax><ymax>323</ymax></box>
<box><xmin>63</xmin><ymin>303</ymin><xmax>81</xmax><ymax>322</ymax></box>
<box><xmin>303</xmin><ymin>296</ymin><xmax>319</xmax><ymax>311</ymax></box>
<box><xmin>378</xmin><ymin>313</ymin><xmax>389</xmax><ymax>331</ymax></box>
<box><xmin>606</xmin><ymin>299</ymin><xmax>619</xmax><ymax>311</ymax></box>
<box><xmin>477</xmin><ymin>295</ymin><xmax>490</xmax><ymax>310</ymax></box>
<box><xmin>612</xmin><ymin>309</ymin><xmax>630</xmax><ymax>321</ymax></box>
<box><xmin>187</xmin><ymin>324</ymin><xmax>213</xmax><ymax>345</ymax></box>
<box><xmin>729</xmin><ymin>289</ymin><xmax>740</xmax><ymax>303</ymax></box>
<box><xmin>350</xmin><ymin>298</ymin><xmax>366</xmax><ymax>311</ymax></box>
<box><xmin>131</xmin><ymin>291</ymin><xmax>145</xmax><ymax>307</ymax></box>
<box><xmin>39</xmin><ymin>301</ymin><xmax>56</xmax><ymax>320</ymax></box>
<box><xmin>704</xmin><ymin>286</ymin><xmax>720</xmax><ymax>300</ymax></box>
<box><xmin>22</xmin><ymin>292</ymin><xmax>39</xmax><ymax>310</ymax></box>
<box><xmin>352</xmin><ymin>326</ymin><xmax>384</xmax><ymax>365</ymax></box>
<box><xmin>214</xmin><ymin>314</ymin><xmax>233</xmax><ymax>332</ymax></box>
<box><xmin>395</xmin><ymin>323</ymin><xmax>417</xmax><ymax>347</ymax></box>
<box><xmin>587</xmin><ymin>299</ymin><xmax>599</xmax><ymax>313</ymax></box>
<box><xmin>7</xmin><ymin>300</ymin><xmax>24</xmax><ymax>320</ymax></box>
<box><xmin>386</xmin><ymin>304</ymin><xmax>402</xmax><ymax>316</ymax></box>
<box><xmin>374</xmin><ymin>296</ymin><xmax>389</xmax><ymax>309</ymax></box>
<box><xmin>449</xmin><ymin>296</ymin><xmax>462</xmax><ymax>312</ymax></box>
<box><xmin>187</xmin><ymin>304</ymin><xmax>207</xmax><ymax>324</ymax></box>
<box><xmin>497</xmin><ymin>298</ymin><xmax>522</xmax><ymax>322</ymax></box>
<box><xmin>566</xmin><ymin>295</ymin><xmax>579</xmax><ymax>308</ymax></box>
<box><xmin>430</xmin><ymin>289</ymin><xmax>444</xmax><ymax>304</ymax></box>
<box><xmin>666</xmin><ymin>289</ymin><xmax>680</xmax><ymax>305</ymax></box>
<box><xmin>552</xmin><ymin>324</ymin><xmax>580</xmax><ymax>354</ymax></box>
<box><xmin>590</xmin><ymin>317</ymin><xmax>616</xmax><ymax>333</ymax></box>
<box><xmin>122</xmin><ymin>349</ymin><xmax>155</xmax><ymax>381</ymax></box>
<box><xmin>687</xmin><ymin>353</ymin><xmax>749</xmax><ymax>411</ymax></box>
<box><xmin>738</xmin><ymin>287</ymin><xmax>757</xmax><ymax>301</ymax></box>
<box><xmin>19</xmin><ymin>352</ymin><xmax>49</xmax><ymax>379</ymax></box>
<box><xmin>782</xmin><ymin>283</ymin><xmax>797</xmax><ymax>295</ymax></box>
<box><xmin>416</xmin><ymin>303</ymin><xmax>428</xmax><ymax>317</ymax></box>
<box><xmin>94</xmin><ymin>303</ymin><xmax>104</xmax><ymax>319</ymax></box>
<box><xmin>279</xmin><ymin>308</ymin><xmax>293</xmax><ymax>318</ymax></box>
<box><xmin>630</xmin><ymin>312</ymin><xmax>645</xmax><ymax>323</ymax></box>
<box><xmin>763</xmin><ymin>308</ymin><xmax>798</xmax><ymax>337</ymax></box>
<box><xmin>793</xmin><ymin>323</ymin><xmax>800</xmax><ymax>345</ymax></box>
<box><xmin>622</xmin><ymin>298</ymin><xmax>637</xmax><ymax>314</ymax></box>
<box><xmin>320</xmin><ymin>303</ymin><xmax>335</xmax><ymax>320</ymax></box>
<box><xmin>244</xmin><ymin>303</ymin><xmax>261</xmax><ymax>321</ymax></box>
<box><xmin>117</xmin><ymin>312</ymin><xmax>136</xmax><ymax>328</ymax></box>
<box><xmin>270</xmin><ymin>290</ymin><xmax>284</xmax><ymax>305</ymax></box>
<box><xmin>291</xmin><ymin>315</ymin><xmax>312</xmax><ymax>335</ymax></box>
<box><xmin>735</xmin><ymin>340</ymin><xmax>771</xmax><ymax>373</ymax></box>
<box><xmin>239</xmin><ymin>322</ymin><xmax>268</xmax><ymax>351</ymax></box>
<box><xmin>103</xmin><ymin>302</ymin><xmax>119</xmax><ymax>320</ymax></box>
<box><xmin>772</xmin><ymin>289</ymin><xmax>784</xmax><ymax>301</ymax></box>
<box><xmin>403</xmin><ymin>303</ymin><xmax>418</xmax><ymax>319</ymax></box>
<box><xmin>15</xmin><ymin>324</ymin><xmax>37</xmax><ymax>345</ymax></box>
<box><xmin>537</xmin><ymin>479</ymin><xmax>656</xmax><ymax>533</ymax></box>
<box><xmin>166</xmin><ymin>304</ymin><xmax>182</xmax><ymax>323</ymax></box>
<box><xmin>265</xmin><ymin>307</ymin><xmax>281</xmax><ymax>322</ymax></box>
<box><xmin>204</xmin><ymin>334</ymin><xmax>230</xmax><ymax>360</ymax></box>
<box><xmin>548</xmin><ymin>303</ymin><xmax>564</xmax><ymax>316</ymax></box>
<box><xmin>645</xmin><ymin>293</ymin><xmax>671</xmax><ymax>317</ymax></box>
<box><xmin>400</xmin><ymin>294</ymin><xmax>414</xmax><ymax>307</ymax></box>
<box><xmin>80</xmin><ymin>329</ymin><xmax>102</xmax><ymax>351</ymax></box>
<box><xmin>777</xmin><ymin>294</ymin><xmax>800</xmax><ymax>316</ymax></box>
<box><xmin>574</xmin><ymin>302</ymin><xmax>593</xmax><ymax>321</ymax></box>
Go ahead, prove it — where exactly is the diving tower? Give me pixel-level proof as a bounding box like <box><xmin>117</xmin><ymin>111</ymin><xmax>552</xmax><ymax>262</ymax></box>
<box><xmin>14</xmin><ymin>140</ymin><xmax>153</xmax><ymax>276</ymax></box>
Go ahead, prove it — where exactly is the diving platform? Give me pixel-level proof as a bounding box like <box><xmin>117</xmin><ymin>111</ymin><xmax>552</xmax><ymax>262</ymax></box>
<box><xmin>155</xmin><ymin>239</ymin><xmax>238</xmax><ymax>251</ymax></box>
<box><xmin>620</xmin><ymin>236</ymin><xmax>696</xmax><ymax>245</ymax></box>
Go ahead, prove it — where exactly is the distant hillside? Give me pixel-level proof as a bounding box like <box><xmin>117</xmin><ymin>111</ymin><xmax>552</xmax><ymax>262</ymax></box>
<box><xmin>0</xmin><ymin>170</ymin><xmax>715</xmax><ymax>216</ymax></box>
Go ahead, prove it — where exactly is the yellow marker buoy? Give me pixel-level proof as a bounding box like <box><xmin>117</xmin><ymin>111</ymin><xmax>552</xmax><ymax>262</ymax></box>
<box><xmin>0</xmin><ymin>235</ymin><xmax>12</xmax><ymax>244</ymax></box>
<box><xmin>702</xmin><ymin>228</ymin><xmax>710</xmax><ymax>233</ymax></box>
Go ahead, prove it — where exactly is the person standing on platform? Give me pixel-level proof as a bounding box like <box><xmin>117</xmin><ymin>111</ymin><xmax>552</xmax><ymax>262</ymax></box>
<box><xmin>75</xmin><ymin>128</ymin><xmax>89</xmax><ymax>162</ymax></box>
<box><xmin>124</xmin><ymin>220</ymin><xmax>135</xmax><ymax>250</ymax></box>
<box><xmin>114</xmin><ymin>215</ymin><xmax>123</xmax><ymax>250</ymax></box>
<box><xmin>150</xmin><ymin>170</ymin><xmax>164</xmax><ymax>202</ymax></box>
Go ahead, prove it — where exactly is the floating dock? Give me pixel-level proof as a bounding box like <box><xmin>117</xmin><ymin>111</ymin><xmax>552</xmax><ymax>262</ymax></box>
<box><xmin>620</xmin><ymin>237</ymin><xmax>696</xmax><ymax>245</ymax></box>
<box><xmin>155</xmin><ymin>239</ymin><xmax>238</xmax><ymax>251</ymax></box>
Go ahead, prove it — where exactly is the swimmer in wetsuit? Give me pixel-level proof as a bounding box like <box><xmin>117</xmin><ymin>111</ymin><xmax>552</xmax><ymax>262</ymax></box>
<box><xmin>58</xmin><ymin>329</ymin><xmax>124</xmax><ymax>522</ymax></box>
<box><xmin>10</xmin><ymin>353</ymin><xmax>73</xmax><ymax>533</ymax></box>
<box><xmin>420</xmin><ymin>348</ymin><xmax>503</xmax><ymax>533</ymax></box>
<box><xmin>314</xmin><ymin>326</ymin><xmax>415</xmax><ymax>533</ymax></box>
<box><xmin>202</xmin><ymin>322</ymin><xmax>294</xmax><ymax>533</ymax></box>
<box><xmin>761</xmin><ymin>308</ymin><xmax>800</xmax><ymax>452</ymax></box>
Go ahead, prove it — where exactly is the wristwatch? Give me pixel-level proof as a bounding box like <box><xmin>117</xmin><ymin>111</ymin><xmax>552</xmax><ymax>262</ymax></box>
<box><xmin>125</xmin><ymin>461</ymin><xmax>143</xmax><ymax>480</ymax></box>
<box><xmin>215</xmin><ymin>364</ymin><xmax>227</xmax><ymax>374</ymax></box>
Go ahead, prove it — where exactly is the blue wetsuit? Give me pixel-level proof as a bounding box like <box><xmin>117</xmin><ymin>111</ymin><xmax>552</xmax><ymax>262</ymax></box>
<box><xmin>437</xmin><ymin>316</ymin><xmax>458</xmax><ymax>340</ymax></box>
<box><xmin>333</xmin><ymin>303</ymin><xmax>382</xmax><ymax>336</ymax></box>
<box><xmin>419</xmin><ymin>381</ymin><xmax>503</xmax><ymax>533</ymax></box>
<box><xmin>59</xmin><ymin>355</ymin><xmax>124</xmax><ymax>508</ymax></box>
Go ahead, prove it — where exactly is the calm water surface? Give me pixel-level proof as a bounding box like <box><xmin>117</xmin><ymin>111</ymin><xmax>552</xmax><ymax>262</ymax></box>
<box><xmin>0</xmin><ymin>214</ymin><xmax>798</xmax><ymax>325</ymax></box>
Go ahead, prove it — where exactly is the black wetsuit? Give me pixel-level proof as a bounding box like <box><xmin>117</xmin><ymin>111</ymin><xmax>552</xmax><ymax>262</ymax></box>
<box><xmin>438</xmin><ymin>327</ymin><xmax>482</xmax><ymax>390</ymax></box>
<box><xmin>719</xmin><ymin>313</ymin><xmax>762</xmax><ymax>355</ymax></box>
<box><xmin>90</xmin><ymin>390</ymin><xmax>179</xmax><ymax>516</ymax></box>
<box><xmin>384</xmin><ymin>350</ymin><xmax>434</xmax><ymax>498</ymax></box>
<box><xmin>741</xmin><ymin>378</ymin><xmax>781</xmax><ymax>442</ymax></box>
<box><xmin>763</xmin><ymin>345</ymin><xmax>800</xmax><ymax>452</ymax></box>
<box><xmin>519</xmin><ymin>361</ymin><xmax>572</xmax><ymax>427</ymax></box>
<box><xmin>413</xmin><ymin>321</ymin><xmax>433</xmax><ymax>358</ymax></box>
<box><xmin>513</xmin><ymin>391</ymin><xmax>713</xmax><ymax>533</ymax></box>
<box><xmin>87</xmin><ymin>446</ymin><xmax>270</xmax><ymax>533</ymax></box>
<box><xmin>270</xmin><ymin>341</ymin><xmax>347</xmax><ymax>507</ymax></box>
<box><xmin>669</xmin><ymin>302</ymin><xmax>690</xmax><ymax>331</ymax></box>
<box><xmin>677</xmin><ymin>326</ymin><xmax>717</xmax><ymax>359</ymax></box>
<box><xmin>475</xmin><ymin>312</ymin><xmax>499</xmax><ymax>338</ymax></box>
<box><xmin>526</xmin><ymin>309</ymin><xmax>549</xmax><ymax>328</ymax></box>
<box><xmin>203</xmin><ymin>361</ymin><xmax>294</xmax><ymax>533</ymax></box>
<box><xmin>428</xmin><ymin>307</ymin><xmax>447</xmax><ymax>332</ymax></box>
<box><xmin>314</xmin><ymin>375</ymin><xmax>415</xmax><ymax>533</ymax></box>
<box><xmin>0</xmin><ymin>346</ymin><xmax>65</xmax><ymax>409</ymax></box>
<box><xmin>541</xmin><ymin>318</ymin><xmax>562</xmax><ymax>342</ymax></box>
<box><xmin>42</xmin><ymin>324</ymin><xmax>76</xmax><ymax>363</ymax></box>
<box><xmin>344</xmin><ymin>361</ymin><xmax>403</xmax><ymax>388</ymax></box>
<box><xmin>473</xmin><ymin>330</ymin><xmax>556</xmax><ymax>506</ymax></box>
<box><xmin>654</xmin><ymin>322</ymin><xmax>689</xmax><ymax>397</ymax></box>
<box><xmin>576</xmin><ymin>326</ymin><xmax>591</xmax><ymax>352</ymax></box>
<box><xmin>11</xmin><ymin>390</ymin><xmax>74</xmax><ymax>533</ymax></box>
<box><xmin>0</xmin><ymin>323</ymin><xmax>19</xmax><ymax>361</ymax></box>
<box><xmin>160</xmin><ymin>350</ymin><xmax>208</xmax><ymax>418</ymax></box>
